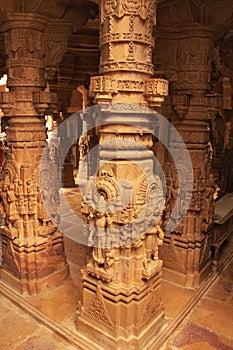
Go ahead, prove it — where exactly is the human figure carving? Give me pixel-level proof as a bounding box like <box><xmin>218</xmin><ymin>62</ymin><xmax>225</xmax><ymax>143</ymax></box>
<box><xmin>88</xmin><ymin>195</ymin><xmax>107</xmax><ymax>266</ymax></box>
<box><xmin>79</xmin><ymin>133</ymin><xmax>89</xmax><ymax>161</ymax></box>
<box><xmin>26</xmin><ymin>179</ymin><xmax>36</xmax><ymax>213</ymax></box>
<box><xmin>7</xmin><ymin>183</ymin><xmax>17</xmax><ymax>222</ymax></box>
<box><xmin>142</xmin><ymin>223</ymin><xmax>164</xmax><ymax>269</ymax></box>
<box><xmin>201</xmin><ymin>173</ymin><xmax>216</xmax><ymax>232</ymax></box>
<box><xmin>14</xmin><ymin>179</ymin><xmax>25</xmax><ymax>215</ymax></box>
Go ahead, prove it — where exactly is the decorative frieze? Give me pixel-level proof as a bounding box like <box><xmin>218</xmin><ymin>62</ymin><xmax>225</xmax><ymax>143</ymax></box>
<box><xmin>100</xmin><ymin>32</ymin><xmax>154</xmax><ymax>46</ymax></box>
<box><xmin>99</xmin><ymin>60</ymin><xmax>155</xmax><ymax>75</ymax></box>
<box><xmin>90</xmin><ymin>76</ymin><xmax>168</xmax><ymax>103</ymax></box>
<box><xmin>0</xmin><ymin>90</ymin><xmax>57</xmax><ymax>117</ymax></box>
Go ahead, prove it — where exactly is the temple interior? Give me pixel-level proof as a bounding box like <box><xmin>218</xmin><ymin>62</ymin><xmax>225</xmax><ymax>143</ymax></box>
<box><xmin>0</xmin><ymin>0</ymin><xmax>232</xmax><ymax>349</ymax></box>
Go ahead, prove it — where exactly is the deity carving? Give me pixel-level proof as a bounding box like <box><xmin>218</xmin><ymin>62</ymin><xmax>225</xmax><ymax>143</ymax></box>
<box><xmin>200</xmin><ymin>173</ymin><xmax>216</xmax><ymax>232</ymax></box>
<box><xmin>81</xmin><ymin>161</ymin><xmax>165</xmax><ymax>281</ymax></box>
<box><xmin>142</xmin><ymin>222</ymin><xmax>164</xmax><ymax>268</ymax></box>
<box><xmin>0</xmin><ymin>156</ymin><xmax>57</xmax><ymax>239</ymax></box>
<box><xmin>162</xmin><ymin>160</ymin><xmax>193</xmax><ymax>234</ymax></box>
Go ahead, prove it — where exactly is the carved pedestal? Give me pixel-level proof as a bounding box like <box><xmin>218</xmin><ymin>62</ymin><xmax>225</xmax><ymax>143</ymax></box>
<box><xmin>77</xmin><ymin>268</ymin><xmax>164</xmax><ymax>350</ymax></box>
<box><xmin>1</xmin><ymin>232</ymin><xmax>67</xmax><ymax>294</ymax></box>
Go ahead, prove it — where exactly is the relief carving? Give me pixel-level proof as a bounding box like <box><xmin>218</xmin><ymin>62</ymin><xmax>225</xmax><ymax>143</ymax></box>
<box><xmin>77</xmin><ymin>0</ymin><xmax>167</xmax><ymax>342</ymax></box>
<box><xmin>127</xmin><ymin>41</ymin><xmax>135</xmax><ymax>61</ymax></box>
<box><xmin>0</xmin><ymin>152</ymin><xmax>57</xmax><ymax>239</ymax></box>
<box><xmin>163</xmin><ymin>161</ymin><xmax>192</xmax><ymax>232</ymax></box>
<box><xmin>1</xmin><ymin>155</ymin><xmax>20</xmax><ymax>238</ymax></box>
<box><xmin>159</xmin><ymin>236</ymin><xmax>181</xmax><ymax>270</ymax></box>
<box><xmin>139</xmin><ymin>284</ymin><xmax>162</xmax><ymax>326</ymax></box>
<box><xmin>100</xmin><ymin>32</ymin><xmax>153</xmax><ymax>45</ymax></box>
<box><xmin>174</xmin><ymin>36</ymin><xmax>215</xmax><ymax>94</ymax></box>
<box><xmin>100</xmin><ymin>60</ymin><xmax>154</xmax><ymax>75</ymax></box>
<box><xmin>200</xmin><ymin>173</ymin><xmax>216</xmax><ymax>232</ymax></box>
<box><xmin>39</xmin><ymin>135</ymin><xmax>61</xmax><ymax>230</ymax></box>
<box><xmin>45</xmin><ymin>23</ymin><xmax>71</xmax><ymax>80</ymax></box>
<box><xmin>5</xmin><ymin>28</ymin><xmax>45</xmax><ymax>87</ymax></box>
<box><xmin>90</xmin><ymin>76</ymin><xmax>168</xmax><ymax>106</ymax></box>
<box><xmin>0</xmin><ymin>12</ymin><xmax>70</xmax><ymax>293</ymax></box>
<box><xmin>2</xmin><ymin>240</ymin><xmax>20</xmax><ymax>275</ymax></box>
<box><xmin>101</xmin><ymin>0</ymin><xmax>156</xmax><ymax>22</ymax></box>
<box><xmin>86</xmin><ymin>281</ymin><xmax>114</xmax><ymax>328</ymax></box>
<box><xmin>81</xmin><ymin>160</ymin><xmax>164</xmax><ymax>282</ymax></box>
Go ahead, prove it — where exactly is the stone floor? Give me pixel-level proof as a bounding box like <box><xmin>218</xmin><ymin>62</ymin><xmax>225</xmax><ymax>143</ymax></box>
<box><xmin>0</xmin><ymin>186</ymin><xmax>233</xmax><ymax>350</ymax></box>
<box><xmin>163</xmin><ymin>259</ymin><xmax>233</xmax><ymax>350</ymax></box>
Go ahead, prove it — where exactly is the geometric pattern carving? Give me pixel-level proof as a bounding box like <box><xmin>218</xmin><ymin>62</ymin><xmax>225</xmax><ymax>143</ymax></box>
<box><xmin>139</xmin><ymin>284</ymin><xmax>162</xmax><ymax>326</ymax></box>
<box><xmin>159</xmin><ymin>236</ymin><xmax>181</xmax><ymax>269</ymax></box>
<box><xmin>86</xmin><ymin>281</ymin><xmax>114</xmax><ymax>328</ymax></box>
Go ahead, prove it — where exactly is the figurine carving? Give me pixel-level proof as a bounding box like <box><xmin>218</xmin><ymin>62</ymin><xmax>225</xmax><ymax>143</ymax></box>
<box><xmin>81</xmin><ymin>161</ymin><xmax>165</xmax><ymax>281</ymax></box>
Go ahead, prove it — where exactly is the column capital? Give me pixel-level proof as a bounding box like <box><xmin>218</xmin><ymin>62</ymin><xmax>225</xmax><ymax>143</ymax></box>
<box><xmin>44</xmin><ymin>20</ymin><xmax>73</xmax><ymax>81</ymax></box>
<box><xmin>157</xmin><ymin>0</ymin><xmax>232</xmax><ymax>39</ymax></box>
<box><xmin>0</xmin><ymin>13</ymin><xmax>48</xmax><ymax>32</ymax></box>
<box><xmin>100</xmin><ymin>0</ymin><xmax>158</xmax><ymax>23</ymax></box>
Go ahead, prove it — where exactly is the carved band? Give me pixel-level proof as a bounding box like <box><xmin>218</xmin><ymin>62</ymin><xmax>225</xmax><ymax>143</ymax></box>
<box><xmin>99</xmin><ymin>61</ymin><xmax>154</xmax><ymax>74</ymax></box>
<box><xmin>100</xmin><ymin>33</ymin><xmax>154</xmax><ymax>46</ymax></box>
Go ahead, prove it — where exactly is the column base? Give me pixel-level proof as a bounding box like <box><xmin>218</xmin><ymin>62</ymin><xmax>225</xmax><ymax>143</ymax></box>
<box><xmin>0</xmin><ymin>231</ymin><xmax>69</xmax><ymax>295</ymax></box>
<box><xmin>161</xmin><ymin>260</ymin><xmax>212</xmax><ymax>289</ymax></box>
<box><xmin>76</xmin><ymin>270</ymin><xmax>165</xmax><ymax>350</ymax></box>
<box><xmin>159</xmin><ymin>233</ymin><xmax>213</xmax><ymax>288</ymax></box>
<box><xmin>0</xmin><ymin>265</ymin><xmax>69</xmax><ymax>296</ymax></box>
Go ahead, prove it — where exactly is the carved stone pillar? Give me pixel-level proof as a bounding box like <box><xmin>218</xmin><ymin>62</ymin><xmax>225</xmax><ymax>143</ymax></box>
<box><xmin>51</xmin><ymin>85</ymin><xmax>76</xmax><ymax>188</ymax></box>
<box><xmin>76</xmin><ymin>1</ymin><xmax>168</xmax><ymax>348</ymax></box>
<box><xmin>0</xmin><ymin>14</ymin><xmax>69</xmax><ymax>295</ymax></box>
<box><xmin>157</xmin><ymin>7</ymin><xmax>222</xmax><ymax>286</ymax></box>
<box><xmin>217</xmin><ymin>34</ymin><xmax>233</xmax><ymax>194</ymax></box>
<box><xmin>0</xmin><ymin>32</ymin><xmax>6</xmax><ymax>80</ymax></box>
<box><xmin>45</xmin><ymin>21</ymin><xmax>76</xmax><ymax>188</ymax></box>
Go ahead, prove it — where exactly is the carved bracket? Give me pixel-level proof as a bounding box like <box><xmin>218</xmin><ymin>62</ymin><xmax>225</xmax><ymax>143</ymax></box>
<box><xmin>173</xmin><ymin>93</ymin><xmax>222</xmax><ymax>120</ymax></box>
<box><xmin>0</xmin><ymin>90</ymin><xmax>57</xmax><ymax>116</ymax></box>
<box><xmin>144</xmin><ymin>78</ymin><xmax>169</xmax><ymax>108</ymax></box>
<box><xmin>90</xmin><ymin>75</ymin><xmax>168</xmax><ymax>107</ymax></box>
<box><xmin>44</xmin><ymin>21</ymin><xmax>72</xmax><ymax>81</ymax></box>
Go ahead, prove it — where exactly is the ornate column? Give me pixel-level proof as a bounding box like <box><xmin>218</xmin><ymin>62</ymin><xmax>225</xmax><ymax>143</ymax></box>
<box><xmin>49</xmin><ymin>25</ymin><xmax>100</xmax><ymax>188</ymax></box>
<box><xmin>157</xmin><ymin>0</ymin><xmax>222</xmax><ymax>287</ymax></box>
<box><xmin>49</xmin><ymin>51</ymin><xmax>77</xmax><ymax>188</ymax></box>
<box><xmin>0</xmin><ymin>32</ymin><xmax>6</xmax><ymax>80</ymax></box>
<box><xmin>76</xmin><ymin>1</ymin><xmax>168</xmax><ymax>348</ymax></box>
<box><xmin>217</xmin><ymin>33</ymin><xmax>233</xmax><ymax>194</ymax></box>
<box><xmin>0</xmin><ymin>14</ymin><xmax>69</xmax><ymax>295</ymax></box>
